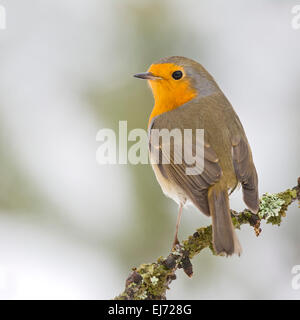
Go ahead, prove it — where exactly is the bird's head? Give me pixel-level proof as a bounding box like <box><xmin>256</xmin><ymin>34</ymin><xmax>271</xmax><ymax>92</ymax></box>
<box><xmin>134</xmin><ymin>56</ymin><xmax>218</xmax><ymax>118</ymax></box>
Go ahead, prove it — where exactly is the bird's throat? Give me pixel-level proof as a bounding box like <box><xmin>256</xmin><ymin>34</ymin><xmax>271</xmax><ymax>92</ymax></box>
<box><xmin>148</xmin><ymin>79</ymin><xmax>197</xmax><ymax>126</ymax></box>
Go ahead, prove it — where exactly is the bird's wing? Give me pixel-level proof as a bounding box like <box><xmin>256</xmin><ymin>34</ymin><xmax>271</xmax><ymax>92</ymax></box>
<box><xmin>149</xmin><ymin>103</ymin><xmax>222</xmax><ymax>216</ymax></box>
<box><xmin>232</xmin><ymin>135</ymin><xmax>259</xmax><ymax>213</ymax></box>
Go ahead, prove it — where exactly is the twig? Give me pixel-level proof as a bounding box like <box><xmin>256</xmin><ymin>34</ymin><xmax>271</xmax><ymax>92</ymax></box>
<box><xmin>114</xmin><ymin>178</ymin><xmax>300</xmax><ymax>300</ymax></box>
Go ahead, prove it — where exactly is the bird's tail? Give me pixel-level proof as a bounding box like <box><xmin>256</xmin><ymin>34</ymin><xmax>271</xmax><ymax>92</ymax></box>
<box><xmin>208</xmin><ymin>183</ymin><xmax>242</xmax><ymax>256</ymax></box>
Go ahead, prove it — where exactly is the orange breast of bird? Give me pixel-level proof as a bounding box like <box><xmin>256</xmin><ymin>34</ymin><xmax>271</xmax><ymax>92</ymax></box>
<box><xmin>147</xmin><ymin>63</ymin><xmax>197</xmax><ymax>126</ymax></box>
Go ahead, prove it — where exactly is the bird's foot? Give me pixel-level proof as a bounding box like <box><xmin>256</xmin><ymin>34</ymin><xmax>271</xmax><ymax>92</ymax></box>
<box><xmin>172</xmin><ymin>237</ymin><xmax>180</xmax><ymax>251</ymax></box>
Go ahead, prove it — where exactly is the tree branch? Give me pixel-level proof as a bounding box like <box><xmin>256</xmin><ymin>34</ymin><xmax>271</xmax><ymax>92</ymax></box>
<box><xmin>114</xmin><ymin>178</ymin><xmax>300</xmax><ymax>300</ymax></box>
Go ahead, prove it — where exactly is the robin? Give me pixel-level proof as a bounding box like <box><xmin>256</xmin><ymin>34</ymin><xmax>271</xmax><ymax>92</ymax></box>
<box><xmin>134</xmin><ymin>56</ymin><xmax>259</xmax><ymax>256</ymax></box>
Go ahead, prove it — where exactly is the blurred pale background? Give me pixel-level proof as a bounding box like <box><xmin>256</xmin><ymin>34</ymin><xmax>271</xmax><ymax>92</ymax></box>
<box><xmin>0</xmin><ymin>0</ymin><xmax>299</xmax><ymax>299</ymax></box>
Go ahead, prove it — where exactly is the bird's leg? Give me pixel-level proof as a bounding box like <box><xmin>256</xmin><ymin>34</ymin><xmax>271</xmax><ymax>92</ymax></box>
<box><xmin>172</xmin><ymin>203</ymin><xmax>184</xmax><ymax>249</ymax></box>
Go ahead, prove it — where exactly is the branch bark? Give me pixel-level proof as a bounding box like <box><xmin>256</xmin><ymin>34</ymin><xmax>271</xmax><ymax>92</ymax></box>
<box><xmin>114</xmin><ymin>178</ymin><xmax>300</xmax><ymax>300</ymax></box>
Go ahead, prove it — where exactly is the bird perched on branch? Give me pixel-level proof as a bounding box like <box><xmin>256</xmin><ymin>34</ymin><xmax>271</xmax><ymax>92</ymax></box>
<box><xmin>134</xmin><ymin>56</ymin><xmax>259</xmax><ymax>256</ymax></box>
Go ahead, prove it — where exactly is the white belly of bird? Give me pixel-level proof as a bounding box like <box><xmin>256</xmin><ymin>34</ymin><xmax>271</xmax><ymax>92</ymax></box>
<box><xmin>150</xmin><ymin>161</ymin><xmax>187</xmax><ymax>206</ymax></box>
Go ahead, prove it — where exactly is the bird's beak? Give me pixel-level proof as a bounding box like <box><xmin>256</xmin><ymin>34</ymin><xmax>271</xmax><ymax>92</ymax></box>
<box><xmin>134</xmin><ymin>72</ymin><xmax>162</xmax><ymax>80</ymax></box>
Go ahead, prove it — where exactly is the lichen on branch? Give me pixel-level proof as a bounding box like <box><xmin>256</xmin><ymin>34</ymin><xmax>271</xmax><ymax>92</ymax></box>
<box><xmin>114</xmin><ymin>178</ymin><xmax>300</xmax><ymax>300</ymax></box>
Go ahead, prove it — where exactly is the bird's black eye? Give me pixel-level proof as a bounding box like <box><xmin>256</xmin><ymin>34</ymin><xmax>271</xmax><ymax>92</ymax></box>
<box><xmin>172</xmin><ymin>70</ymin><xmax>183</xmax><ymax>80</ymax></box>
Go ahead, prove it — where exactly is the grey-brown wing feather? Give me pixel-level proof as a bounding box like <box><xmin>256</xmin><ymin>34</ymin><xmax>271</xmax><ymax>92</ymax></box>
<box><xmin>232</xmin><ymin>135</ymin><xmax>259</xmax><ymax>213</ymax></box>
<box><xmin>149</xmin><ymin>111</ymin><xmax>222</xmax><ymax>216</ymax></box>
